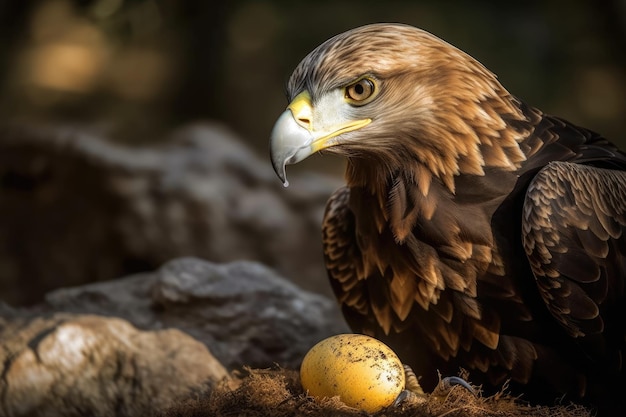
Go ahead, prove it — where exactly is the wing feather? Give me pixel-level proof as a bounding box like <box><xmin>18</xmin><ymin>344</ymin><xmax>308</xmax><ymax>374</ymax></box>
<box><xmin>523</xmin><ymin>161</ymin><xmax>626</xmax><ymax>339</ymax></box>
<box><xmin>322</xmin><ymin>187</ymin><xmax>369</xmax><ymax>317</ymax></box>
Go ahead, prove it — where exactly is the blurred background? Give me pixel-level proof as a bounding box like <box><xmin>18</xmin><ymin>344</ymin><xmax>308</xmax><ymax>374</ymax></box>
<box><xmin>0</xmin><ymin>0</ymin><xmax>625</xmax><ymax>151</ymax></box>
<box><xmin>0</xmin><ymin>0</ymin><xmax>625</xmax><ymax>306</ymax></box>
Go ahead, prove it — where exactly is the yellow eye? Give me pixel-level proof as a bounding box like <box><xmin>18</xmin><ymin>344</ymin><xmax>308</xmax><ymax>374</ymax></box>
<box><xmin>345</xmin><ymin>78</ymin><xmax>376</xmax><ymax>104</ymax></box>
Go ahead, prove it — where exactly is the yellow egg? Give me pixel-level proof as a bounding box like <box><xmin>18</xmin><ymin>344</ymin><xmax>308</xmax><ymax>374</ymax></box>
<box><xmin>300</xmin><ymin>333</ymin><xmax>405</xmax><ymax>412</ymax></box>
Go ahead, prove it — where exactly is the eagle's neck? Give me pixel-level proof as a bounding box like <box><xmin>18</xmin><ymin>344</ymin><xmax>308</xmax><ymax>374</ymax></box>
<box><xmin>343</xmin><ymin>94</ymin><xmax>540</xmax><ymax>245</ymax></box>
<box><xmin>346</xmin><ymin>159</ymin><xmax>521</xmax><ymax>244</ymax></box>
<box><xmin>344</xmin><ymin>88</ymin><xmax>535</xmax><ymax>196</ymax></box>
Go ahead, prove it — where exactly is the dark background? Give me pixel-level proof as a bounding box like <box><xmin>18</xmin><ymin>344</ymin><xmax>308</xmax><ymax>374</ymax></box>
<box><xmin>0</xmin><ymin>0</ymin><xmax>624</xmax><ymax>158</ymax></box>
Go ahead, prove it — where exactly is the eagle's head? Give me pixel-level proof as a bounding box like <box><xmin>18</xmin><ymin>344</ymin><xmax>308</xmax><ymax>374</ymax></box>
<box><xmin>270</xmin><ymin>23</ymin><xmax>529</xmax><ymax>194</ymax></box>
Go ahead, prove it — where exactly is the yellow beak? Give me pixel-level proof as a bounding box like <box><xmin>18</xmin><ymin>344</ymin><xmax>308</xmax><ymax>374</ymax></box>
<box><xmin>269</xmin><ymin>91</ymin><xmax>370</xmax><ymax>186</ymax></box>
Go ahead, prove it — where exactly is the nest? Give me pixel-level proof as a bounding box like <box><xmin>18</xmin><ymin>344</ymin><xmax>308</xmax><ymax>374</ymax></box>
<box><xmin>161</xmin><ymin>367</ymin><xmax>592</xmax><ymax>417</ymax></box>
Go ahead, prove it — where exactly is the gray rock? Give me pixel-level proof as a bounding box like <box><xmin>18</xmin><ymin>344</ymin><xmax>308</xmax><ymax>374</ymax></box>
<box><xmin>44</xmin><ymin>257</ymin><xmax>350</xmax><ymax>370</ymax></box>
<box><xmin>0</xmin><ymin>311</ymin><xmax>228</xmax><ymax>417</ymax></box>
<box><xmin>0</xmin><ymin>122</ymin><xmax>341</xmax><ymax>305</ymax></box>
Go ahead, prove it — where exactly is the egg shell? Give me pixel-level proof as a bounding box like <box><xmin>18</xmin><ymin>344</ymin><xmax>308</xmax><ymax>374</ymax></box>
<box><xmin>300</xmin><ymin>333</ymin><xmax>405</xmax><ymax>412</ymax></box>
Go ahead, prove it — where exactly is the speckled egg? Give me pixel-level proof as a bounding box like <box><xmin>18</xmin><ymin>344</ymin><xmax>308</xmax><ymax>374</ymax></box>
<box><xmin>300</xmin><ymin>333</ymin><xmax>405</xmax><ymax>412</ymax></box>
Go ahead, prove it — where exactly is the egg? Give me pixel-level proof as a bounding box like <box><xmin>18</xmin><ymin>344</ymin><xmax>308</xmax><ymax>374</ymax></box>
<box><xmin>300</xmin><ymin>333</ymin><xmax>406</xmax><ymax>412</ymax></box>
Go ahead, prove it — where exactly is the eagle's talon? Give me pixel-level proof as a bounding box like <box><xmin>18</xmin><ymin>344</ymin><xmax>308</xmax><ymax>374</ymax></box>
<box><xmin>392</xmin><ymin>388</ymin><xmax>426</xmax><ymax>408</ymax></box>
<box><xmin>440</xmin><ymin>376</ymin><xmax>477</xmax><ymax>397</ymax></box>
<box><xmin>390</xmin><ymin>364</ymin><xmax>427</xmax><ymax>407</ymax></box>
<box><xmin>392</xmin><ymin>389</ymin><xmax>410</xmax><ymax>407</ymax></box>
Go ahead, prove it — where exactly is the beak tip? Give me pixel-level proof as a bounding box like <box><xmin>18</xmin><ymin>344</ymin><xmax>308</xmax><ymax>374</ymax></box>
<box><xmin>270</xmin><ymin>157</ymin><xmax>289</xmax><ymax>187</ymax></box>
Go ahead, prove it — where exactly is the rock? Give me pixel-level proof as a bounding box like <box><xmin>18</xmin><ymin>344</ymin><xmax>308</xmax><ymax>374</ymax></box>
<box><xmin>43</xmin><ymin>257</ymin><xmax>350</xmax><ymax>370</ymax></box>
<box><xmin>0</xmin><ymin>310</ymin><xmax>228</xmax><ymax>417</ymax></box>
<box><xmin>0</xmin><ymin>122</ymin><xmax>341</xmax><ymax>305</ymax></box>
<box><xmin>0</xmin><ymin>257</ymin><xmax>350</xmax><ymax>415</ymax></box>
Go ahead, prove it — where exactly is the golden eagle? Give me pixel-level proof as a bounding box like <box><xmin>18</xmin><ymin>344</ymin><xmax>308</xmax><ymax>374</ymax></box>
<box><xmin>269</xmin><ymin>23</ymin><xmax>626</xmax><ymax>416</ymax></box>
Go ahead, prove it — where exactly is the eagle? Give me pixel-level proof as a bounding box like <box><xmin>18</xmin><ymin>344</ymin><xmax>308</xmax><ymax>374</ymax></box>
<box><xmin>269</xmin><ymin>23</ymin><xmax>626</xmax><ymax>415</ymax></box>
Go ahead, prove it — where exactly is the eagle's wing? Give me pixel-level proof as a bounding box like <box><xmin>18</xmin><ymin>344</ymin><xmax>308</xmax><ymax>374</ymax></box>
<box><xmin>321</xmin><ymin>186</ymin><xmax>371</xmax><ymax>328</ymax></box>
<box><xmin>522</xmin><ymin>161</ymin><xmax>626</xmax><ymax>365</ymax></box>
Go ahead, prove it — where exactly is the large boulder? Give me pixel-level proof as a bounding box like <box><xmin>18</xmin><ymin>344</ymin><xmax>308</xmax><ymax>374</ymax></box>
<box><xmin>0</xmin><ymin>122</ymin><xmax>341</xmax><ymax>305</ymax></box>
<box><xmin>43</xmin><ymin>257</ymin><xmax>350</xmax><ymax>370</ymax></box>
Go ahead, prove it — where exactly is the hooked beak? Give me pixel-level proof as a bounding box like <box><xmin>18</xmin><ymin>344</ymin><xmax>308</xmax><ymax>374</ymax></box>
<box><xmin>269</xmin><ymin>91</ymin><xmax>370</xmax><ymax>186</ymax></box>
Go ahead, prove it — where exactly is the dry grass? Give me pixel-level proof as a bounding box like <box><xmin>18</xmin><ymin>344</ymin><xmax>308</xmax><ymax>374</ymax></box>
<box><xmin>161</xmin><ymin>367</ymin><xmax>592</xmax><ymax>417</ymax></box>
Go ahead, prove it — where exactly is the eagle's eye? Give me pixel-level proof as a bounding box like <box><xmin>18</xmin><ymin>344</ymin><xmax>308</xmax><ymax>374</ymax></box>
<box><xmin>345</xmin><ymin>78</ymin><xmax>377</xmax><ymax>105</ymax></box>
